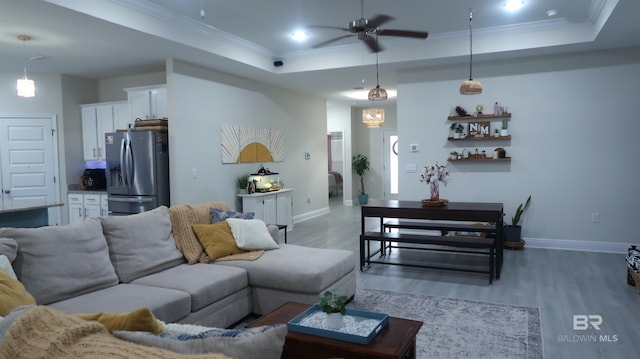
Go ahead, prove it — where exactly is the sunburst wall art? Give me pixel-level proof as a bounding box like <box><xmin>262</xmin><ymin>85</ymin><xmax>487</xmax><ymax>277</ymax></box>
<box><xmin>221</xmin><ymin>124</ymin><xmax>284</xmax><ymax>164</ymax></box>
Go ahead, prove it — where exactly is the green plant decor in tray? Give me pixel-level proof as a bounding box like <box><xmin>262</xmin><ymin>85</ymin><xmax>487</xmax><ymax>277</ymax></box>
<box><xmin>319</xmin><ymin>290</ymin><xmax>347</xmax><ymax>315</ymax></box>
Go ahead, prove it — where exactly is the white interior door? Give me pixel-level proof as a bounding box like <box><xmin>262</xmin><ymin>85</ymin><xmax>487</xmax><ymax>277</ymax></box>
<box><xmin>383</xmin><ymin>130</ymin><xmax>398</xmax><ymax>200</ymax></box>
<box><xmin>0</xmin><ymin>116</ymin><xmax>59</xmax><ymax>224</ymax></box>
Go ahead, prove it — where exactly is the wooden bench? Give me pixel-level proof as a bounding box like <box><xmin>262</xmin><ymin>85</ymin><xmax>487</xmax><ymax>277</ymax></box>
<box><xmin>360</xmin><ymin>231</ymin><xmax>496</xmax><ymax>284</ymax></box>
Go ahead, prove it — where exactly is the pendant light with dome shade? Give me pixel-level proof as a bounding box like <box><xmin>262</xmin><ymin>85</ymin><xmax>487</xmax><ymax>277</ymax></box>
<box><xmin>459</xmin><ymin>9</ymin><xmax>482</xmax><ymax>95</ymax></box>
<box><xmin>16</xmin><ymin>35</ymin><xmax>36</xmax><ymax>98</ymax></box>
<box><xmin>367</xmin><ymin>36</ymin><xmax>387</xmax><ymax>101</ymax></box>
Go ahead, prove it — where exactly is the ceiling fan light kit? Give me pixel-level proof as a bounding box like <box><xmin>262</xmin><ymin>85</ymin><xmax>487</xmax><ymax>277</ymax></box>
<box><xmin>460</xmin><ymin>9</ymin><xmax>482</xmax><ymax>95</ymax></box>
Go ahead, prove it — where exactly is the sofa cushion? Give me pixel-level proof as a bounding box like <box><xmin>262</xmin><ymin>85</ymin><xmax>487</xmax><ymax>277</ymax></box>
<box><xmin>0</xmin><ymin>219</ymin><xmax>119</xmax><ymax>304</ymax></box>
<box><xmin>0</xmin><ymin>269</ymin><xmax>36</xmax><ymax>316</ymax></box>
<box><xmin>210</xmin><ymin>208</ymin><xmax>254</xmax><ymax>223</ymax></box>
<box><xmin>0</xmin><ymin>238</ymin><xmax>18</xmax><ymax>262</ymax></box>
<box><xmin>113</xmin><ymin>324</ymin><xmax>286</xmax><ymax>359</ymax></box>
<box><xmin>100</xmin><ymin>206</ymin><xmax>185</xmax><ymax>283</ymax></box>
<box><xmin>216</xmin><ymin>244</ymin><xmax>356</xmax><ymax>294</ymax></box>
<box><xmin>77</xmin><ymin>307</ymin><xmax>164</xmax><ymax>334</ymax></box>
<box><xmin>169</xmin><ymin>201</ymin><xmax>231</xmax><ymax>264</ymax></box>
<box><xmin>131</xmin><ymin>263</ymin><xmax>248</xmax><ymax>312</ymax></box>
<box><xmin>192</xmin><ymin>222</ymin><xmax>246</xmax><ymax>261</ymax></box>
<box><xmin>226</xmin><ymin>218</ymin><xmax>279</xmax><ymax>250</ymax></box>
<box><xmin>48</xmin><ymin>283</ymin><xmax>191</xmax><ymax>323</ymax></box>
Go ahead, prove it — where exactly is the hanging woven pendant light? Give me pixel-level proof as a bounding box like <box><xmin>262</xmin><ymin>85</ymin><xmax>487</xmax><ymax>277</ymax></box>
<box><xmin>460</xmin><ymin>9</ymin><xmax>482</xmax><ymax>95</ymax></box>
<box><xmin>368</xmin><ymin>36</ymin><xmax>388</xmax><ymax>101</ymax></box>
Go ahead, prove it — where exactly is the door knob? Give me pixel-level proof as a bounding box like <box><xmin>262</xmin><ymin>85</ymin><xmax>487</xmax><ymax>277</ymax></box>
<box><xmin>3</xmin><ymin>190</ymin><xmax>10</xmax><ymax>194</ymax></box>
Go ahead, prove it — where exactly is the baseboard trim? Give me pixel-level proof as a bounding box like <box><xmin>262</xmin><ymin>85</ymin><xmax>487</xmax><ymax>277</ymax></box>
<box><xmin>524</xmin><ymin>237</ymin><xmax>631</xmax><ymax>254</ymax></box>
<box><xmin>293</xmin><ymin>207</ymin><xmax>330</xmax><ymax>224</ymax></box>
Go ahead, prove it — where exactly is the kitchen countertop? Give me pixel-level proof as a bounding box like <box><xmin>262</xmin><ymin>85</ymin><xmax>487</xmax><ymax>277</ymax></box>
<box><xmin>68</xmin><ymin>190</ymin><xmax>107</xmax><ymax>195</ymax></box>
<box><xmin>0</xmin><ymin>199</ymin><xmax>64</xmax><ymax>214</ymax></box>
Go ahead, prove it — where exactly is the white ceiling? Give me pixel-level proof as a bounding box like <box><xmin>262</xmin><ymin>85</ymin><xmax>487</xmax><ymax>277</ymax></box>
<box><xmin>1</xmin><ymin>0</ymin><xmax>639</xmax><ymax>104</ymax></box>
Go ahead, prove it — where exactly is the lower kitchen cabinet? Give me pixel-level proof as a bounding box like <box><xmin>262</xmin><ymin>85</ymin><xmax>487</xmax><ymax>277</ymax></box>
<box><xmin>67</xmin><ymin>192</ymin><xmax>107</xmax><ymax>224</ymax></box>
<box><xmin>237</xmin><ymin>189</ymin><xmax>293</xmax><ymax>228</ymax></box>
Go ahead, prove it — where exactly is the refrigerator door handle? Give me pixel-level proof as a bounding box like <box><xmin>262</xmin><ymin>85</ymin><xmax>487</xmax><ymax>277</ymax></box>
<box><xmin>119</xmin><ymin>137</ymin><xmax>127</xmax><ymax>186</ymax></box>
<box><xmin>125</xmin><ymin>137</ymin><xmax>134</xmax><ymax>187</ymax></box>
<box><xmin>107</xmin><ymin>196</ymin><xmax>153</xmax><ymax>203</ymax></box>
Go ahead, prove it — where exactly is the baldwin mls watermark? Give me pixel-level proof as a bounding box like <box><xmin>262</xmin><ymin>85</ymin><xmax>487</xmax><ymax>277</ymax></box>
<box><xmin>557</xmin><ymin>315</ymin><xmax>619</xmax><ymax>343</ymax></box>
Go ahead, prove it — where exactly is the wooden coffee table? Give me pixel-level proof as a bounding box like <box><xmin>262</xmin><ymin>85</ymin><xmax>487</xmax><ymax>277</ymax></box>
<box><xmin>248</xmin><ymin>302</ymin><xmax>423</xmax><ymax>359</ymax></box>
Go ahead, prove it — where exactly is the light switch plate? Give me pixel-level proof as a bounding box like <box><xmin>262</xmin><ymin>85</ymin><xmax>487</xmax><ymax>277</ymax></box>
<box><xmin>406</xmin><ymin>163</ymin><xmax>417</xmax><ymax>172</ymax></box>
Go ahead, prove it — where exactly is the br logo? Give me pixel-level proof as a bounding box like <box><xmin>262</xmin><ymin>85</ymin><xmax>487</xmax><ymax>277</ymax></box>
<box><xmin>573</xmin><ymin>315</ymin><xmax>602</xmax><ymax>330</ymax></box>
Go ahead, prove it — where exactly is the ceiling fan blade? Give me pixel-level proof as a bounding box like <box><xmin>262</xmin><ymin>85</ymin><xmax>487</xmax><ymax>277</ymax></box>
<box><xmin>312</xmin><ymin>34</ymin><xmax>354</xmax><ymax>49</ymax></box>
<box><xmin>377</xmin><ymin>29</ymin><xmax>429</xmax><ymax>39</ymax></box>
<box><xmin>306</xmin><ymin>25</ymin><xmax>351</xmax><ymax>32</ymax></box>
<box><xmin>367</xmin><ymin>14</ymin><xmax>394</xmax><ymax>29</ymax></box>
<box><xmin>363</xmin><ymin>35</ymin><xmax>382</xmax><ymax>53</ymax></box>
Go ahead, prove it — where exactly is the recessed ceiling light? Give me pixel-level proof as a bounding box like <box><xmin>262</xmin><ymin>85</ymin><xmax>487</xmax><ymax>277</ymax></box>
<box><xmin>546</xmin><ymin>9</ymin><xmax>558</xmax><ymax>17</ymax></box>
<box><xmin>504</xmin><ymin>0</ymin><xmax>524</xmax><ymax>12</ymax></box>
<box><xmin>290</xmin><ymin>30</ymin><xmax>308</xmax><ymax>42</ymax></box>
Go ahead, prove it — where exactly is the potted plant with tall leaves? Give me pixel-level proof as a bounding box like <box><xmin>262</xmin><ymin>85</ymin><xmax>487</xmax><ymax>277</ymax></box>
<box><xmin>352</xmin><ymin>154</ymin><xmax>371</xmax><ymax>205</ymax></box>
<box><xmin>504</xmin><ymin>195</ymin><xmax>532</xmax><ymax>245</ymax></box>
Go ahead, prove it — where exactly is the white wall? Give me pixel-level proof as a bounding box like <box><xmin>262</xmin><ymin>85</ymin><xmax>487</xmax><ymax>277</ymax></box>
<box><xmin>397</xmin><ymin>47</ymin><xmax>640</xmax><ymax>246</ymax></box>
<box><xmin>166</xmin><ymin>59</ymin><xmax>328</xmax><ymax>217</ymax></box>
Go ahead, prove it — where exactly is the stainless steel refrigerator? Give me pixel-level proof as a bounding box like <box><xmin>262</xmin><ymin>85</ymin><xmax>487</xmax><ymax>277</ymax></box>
<box><xmin>105</xmin><ymin>131</ymin><xmax>169</xmax><ymax>215</ymax></box>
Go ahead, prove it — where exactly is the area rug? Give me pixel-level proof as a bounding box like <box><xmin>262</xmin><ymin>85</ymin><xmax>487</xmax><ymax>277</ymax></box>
<box><xmin>348</xmin><ymin>289</ymin><xmax>543</xmax><ymax>359</ymax></box>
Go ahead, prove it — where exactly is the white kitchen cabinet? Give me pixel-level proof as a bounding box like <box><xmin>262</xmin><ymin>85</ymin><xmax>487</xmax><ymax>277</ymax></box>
<box><xmin>126</xmin><ymin>85</ymin><xmax>167</xmax><ymax>120</ymax></box>
<box><xmin>68</xmin><ymin>193</ymin><xmax>84</xmax><ymax>225</ymax></box>
<box><xmin>237</xmin><ymin>189</ymin><xmax>293</xmax><ymax>228</ymax></box>
<box><xmin>68</xmin><ymin>192</ymin><xmax>107</xmax><ymax>224</ymax></box>
<box><xmin>100</xmin><ymin>194</ymin><xmax>109</xmax><ymax>216</ymax></box>
<box><xmin>81</xmin><ymin>101</ymin><xmax>128</xmax><ymax>161</ymax></box>
<box><xmin>83</xmin><ymin>194</ymin><xmax>101</xmax><ymax>220</ymax></box>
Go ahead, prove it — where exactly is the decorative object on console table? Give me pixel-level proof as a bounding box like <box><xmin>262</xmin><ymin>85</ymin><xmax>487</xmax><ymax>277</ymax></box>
<box><xmin>352</xmin><ymin>154</ymin><xmax>371</xmax><ymax>205</ymax></box>
<box><xmin>319</xmin><ymin>290</ymin><xmax>347</xmax><ymax>329</ymax></box>
<box><xmin>504</xmin><ymin>195</ymin><xmax>532</xmax><ymax>249</ymax></box>
<box><xmin>419</xmin><ymin>161</ymin><xmax>449</xmax><ymax>206</ymax></box>
<box><xmin>236</xmin><ymin>174</ymin><xmax>250</xmax><ymax>194</ymax></box>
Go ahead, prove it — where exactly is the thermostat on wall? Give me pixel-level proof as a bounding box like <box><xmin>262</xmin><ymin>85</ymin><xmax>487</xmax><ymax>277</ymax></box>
<box><xmin>304</xmin><ymin>151</ymin><xmax>311</xmax><ymax>160</ymax></box>
<box><xmin>410</xmin><ymin>144</ymin><xmax>419</xmax><ymax>152</ymax></box>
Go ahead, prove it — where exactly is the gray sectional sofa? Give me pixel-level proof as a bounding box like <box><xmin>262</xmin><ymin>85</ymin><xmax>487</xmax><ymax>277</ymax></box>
<box><xmin>0</xmin><ymin>203</ymin><xmax>356</xmax><ymax>328</ymax></box>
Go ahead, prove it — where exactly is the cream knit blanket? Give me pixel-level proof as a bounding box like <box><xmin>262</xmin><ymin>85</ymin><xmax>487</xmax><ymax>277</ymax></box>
<box><xmin>0</xmin><ymin>306</ymin><xmax>230</xmax><ymax>359</ymax></box>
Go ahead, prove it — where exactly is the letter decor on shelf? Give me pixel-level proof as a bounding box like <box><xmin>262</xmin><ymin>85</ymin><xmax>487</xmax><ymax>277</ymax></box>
<box><xmin>468</xmin><ymin>121</ymin><xmax>490</xmax><ymax>137</ymax></box>
<box><xmin>221</xmin><ymin>124</ymin><xmax>284</xmax><ymax>164</ymax></box>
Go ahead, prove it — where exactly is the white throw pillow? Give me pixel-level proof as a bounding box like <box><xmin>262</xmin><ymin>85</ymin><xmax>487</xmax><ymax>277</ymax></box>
<box><xmin>226</xmin><ymin>218</ymin><xmax>279</xmax><ymax>250</ymax></box>
<box><xmin>0</xmin><ymin>256</ymin><xmax>16</xmax><ymax>280</ymax></box>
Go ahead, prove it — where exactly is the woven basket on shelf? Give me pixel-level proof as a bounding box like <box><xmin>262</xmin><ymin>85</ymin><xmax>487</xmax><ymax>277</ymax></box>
<box><xmin>631</xmin><ymin>271</ymin><xmax>640</xmax><ymax>294</ymax></box>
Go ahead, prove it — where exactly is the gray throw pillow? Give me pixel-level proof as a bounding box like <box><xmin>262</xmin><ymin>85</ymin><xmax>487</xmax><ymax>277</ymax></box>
<box><xmin>0</xmin><ymin>238</ymin><xmax>18</xmax><ymax>262</ymax></box>
<box><xmin>0</xmin><ymin>220</ymin><xmax>119</xmax><ymax>304</ymax></box>
<box><xmin>210</xmin><ymin>208</ymin><xmax>254</xmax><ymax>223</ymax></box>
<box><xmin>99</xmin><ymin>206</ymin><xmax>185</xmax><ymax>283</ymax></box>
<box><xmin>113</xmin><ymin>324</ymin><xmax>286</xmax><ymax>359</ymax></box>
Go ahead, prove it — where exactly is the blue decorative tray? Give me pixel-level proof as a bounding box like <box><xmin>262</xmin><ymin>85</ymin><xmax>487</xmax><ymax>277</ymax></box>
<box><xmin>287</xmin><ymin>304</ymin><xmax>389</xmax><ymax>344</ymax></box>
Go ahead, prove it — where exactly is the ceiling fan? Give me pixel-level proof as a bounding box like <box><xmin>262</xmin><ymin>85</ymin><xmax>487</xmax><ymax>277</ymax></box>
<box><xmin>309</xmin><ymin>0</ymin><xmax>429</xmax><ymax>52</ymax></box>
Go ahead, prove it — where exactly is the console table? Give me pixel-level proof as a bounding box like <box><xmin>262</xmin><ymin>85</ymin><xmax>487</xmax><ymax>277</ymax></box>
<box><xmin>360</xmin><ymin>200</ymin><xmax>504</xmax><ymax>282</ymax></box>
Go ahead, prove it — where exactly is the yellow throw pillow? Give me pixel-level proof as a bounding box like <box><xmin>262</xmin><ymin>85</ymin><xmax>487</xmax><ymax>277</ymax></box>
<box><xmin>193</xmin><ymin>222</ymin><xmax>247</xmax><ymax>261</ymax></box>
<box><xmin>0</xmin><ymin>269</ymin><xmax>36</xmax><ymax>316</ymax></box>
<box><xmin>77</xmin><ymin>307</ymin><xmax>164</xmax><ymax>334</ymax></box>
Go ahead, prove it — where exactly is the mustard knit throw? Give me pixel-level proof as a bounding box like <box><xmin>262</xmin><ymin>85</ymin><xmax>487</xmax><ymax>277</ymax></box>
<box><xmin>0</xmin><ymin>306</ymin><xmax>230</xmax><ymax>359</ymax></box>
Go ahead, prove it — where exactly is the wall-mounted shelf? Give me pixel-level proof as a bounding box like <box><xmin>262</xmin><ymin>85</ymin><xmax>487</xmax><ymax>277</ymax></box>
<box><xmin>448</xmin><ymin>113</ymin><xmax>512</xmax><ymax>121</ymax></box>
<box><xmin>447</xmin><ymin>135</ymin><xmax>511</xmax><ymax>141</ymax></box>
<box><xmin>448</xmin><ymin>157</ymin><xmax>511</xmax><ymax>162</ymax></box>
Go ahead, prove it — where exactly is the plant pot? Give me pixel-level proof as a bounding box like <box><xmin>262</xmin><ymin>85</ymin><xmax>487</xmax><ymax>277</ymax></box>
<box><xmin>238</xmin><ymin>189</ymin><xmax>247</xmax><ymax>194</ymax></box>
<box><xmin>504</xmin><ymin>225</ymin><xmax>522</xmax><ymax>242</ymax></box>
<box><xmin>453</xmin><ymin>133</ymin><xmax>461</xmax><ymax>139</ymax></box>
<box><xmin>326</xmin><ymin>313</ymin><xmax>344</xmax><ymax>329</ymax></box>
<box><xmin>500</xmin><ymin>129</ymin><xmax>509</xmax><ymax>136</ymax></box>
<box><xmin>358</xmin><ymin>193</ymin><xmax>369</xmax><ymax>205</ymax></box>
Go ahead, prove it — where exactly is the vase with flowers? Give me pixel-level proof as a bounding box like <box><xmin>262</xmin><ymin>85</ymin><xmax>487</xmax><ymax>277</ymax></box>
<box><xmin>419</xmin><ymin>161</ymin><xmax>449</xmax><ymax>206</ymax></box>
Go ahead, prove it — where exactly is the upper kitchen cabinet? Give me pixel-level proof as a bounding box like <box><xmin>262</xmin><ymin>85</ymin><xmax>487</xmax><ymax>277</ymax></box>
<box><xmin>81</xmin><ymin>101</ymin><xmax>129</xmax><ymax>161</ymax></box>
<box><xmin>126</xmin><ymin>85</ymin><xmax>167</xmax><ymax>121</ymax></box>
